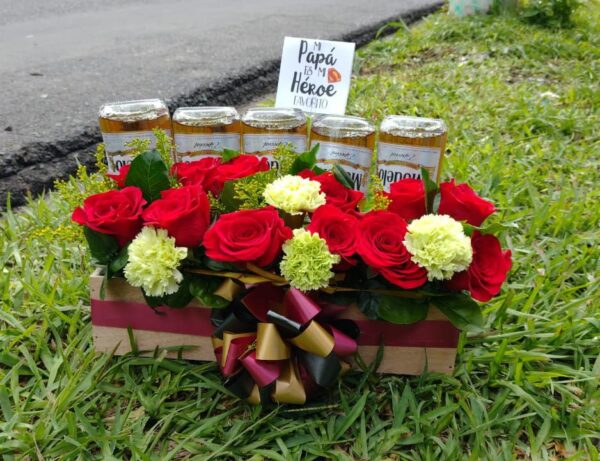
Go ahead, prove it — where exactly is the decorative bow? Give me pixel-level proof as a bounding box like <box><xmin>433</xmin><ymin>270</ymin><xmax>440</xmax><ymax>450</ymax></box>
<box><xmin>211</xmin><ymin>284</ymin><xmax>358</xmax><ymax>404</ymax></box>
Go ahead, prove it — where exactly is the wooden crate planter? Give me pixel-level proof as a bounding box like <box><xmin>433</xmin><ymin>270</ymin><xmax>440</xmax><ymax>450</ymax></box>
<box><xmin>90</xmin><ymin>271</ymin><xmax>459</xmax><ymax>375</ymax></box>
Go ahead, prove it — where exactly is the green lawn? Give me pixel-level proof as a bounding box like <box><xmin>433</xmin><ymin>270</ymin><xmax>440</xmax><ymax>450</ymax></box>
<box><xmin>1</xmin><ymin>7</ymin><xmax>599</xmax><ymax>460</ymax></box>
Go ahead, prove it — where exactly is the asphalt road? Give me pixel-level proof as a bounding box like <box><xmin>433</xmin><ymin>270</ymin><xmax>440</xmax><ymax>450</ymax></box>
<box><xmin>0</xmin><ymin>0</ymin><xmax>441</xmax><ymax>206</ymax></box>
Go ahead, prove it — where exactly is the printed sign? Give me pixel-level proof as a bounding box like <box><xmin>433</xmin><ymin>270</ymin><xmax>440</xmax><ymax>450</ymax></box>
<box><xmin>275</xmin><ymin>37</ymin><xmax>355</xmax><ymax>115</ymax></box>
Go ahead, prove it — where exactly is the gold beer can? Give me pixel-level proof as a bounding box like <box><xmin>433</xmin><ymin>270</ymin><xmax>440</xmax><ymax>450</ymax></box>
<box><xmin>310</xmin><ymin>114</ymin><xmax>375</xmax><ymax>192</ymax></box>
<box><xmin>377</xmin><ymin>115</ymin><xmax>447</xmax><ymax>190</ymax></box>
<box><xmin>241</xmin><ymin>107</ymin><xmax>307</xmax><ymax>169</ymax></box>
<box><xmin>98</xmin><ymin>99</ymin><xmax>171</xmax><ymax>173</ymax></box>
<box><xmin>172</xmin><ymin>107</ymin><xmax>241</xmax><ymax>163</ymax></box>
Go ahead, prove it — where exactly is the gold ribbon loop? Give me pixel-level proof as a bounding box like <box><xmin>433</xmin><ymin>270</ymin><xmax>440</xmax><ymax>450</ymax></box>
<box><xmin>256</xmin><ymin>323</ymin><xmax>290</xmax><ymax>360</ymax></box>
<box><xmin>289</xmin><ymin>321</ymin><xmax>335</xmax><ymax>358</ymax></box>
<box><xmin>340</xmin><ymin>361</ymin><xmax>352</xmax><ymax>376</ymax></box>
<box><xmin>272</xmin><ymin>360</ymin><xmax>306</xmax><ymax>404</ymax></box>
<box><xmin>213</xmin><ymin>278</ymin><xmax>243</xmax><ymax>301</ymax></box>
<box><xmin>247</xmin><ymin>385</ymin><xmax>261</xmax><ymax>405</ymax></box>
<box><xmin>211</xmin><ymin>337</ymin><xmax>223</xmax><ymax>350</ymax></box>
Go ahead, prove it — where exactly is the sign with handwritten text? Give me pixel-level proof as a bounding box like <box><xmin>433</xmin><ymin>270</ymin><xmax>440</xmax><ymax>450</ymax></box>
<box><xmin>275</xmin><ymin>37</ymin><xmax>355</xmax><ymax>115</ymax></box>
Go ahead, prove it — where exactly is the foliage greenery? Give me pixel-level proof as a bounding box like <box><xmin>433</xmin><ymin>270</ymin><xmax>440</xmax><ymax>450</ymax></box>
<box><xmin>518</xmin><ymin>0</ymin><xmax>582</xmax><ymax>28</ymax></box>
<box><xmin>1</xmin><ymin>8</ymin><xmax>599</xmax><ymax>460</ymax></box>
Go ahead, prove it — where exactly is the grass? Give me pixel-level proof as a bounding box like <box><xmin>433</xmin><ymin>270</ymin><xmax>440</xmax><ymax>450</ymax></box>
<box><xmin>1</xmin><ymin>7</ymin><xmax>600</xmax><ymax>460</ymax></box>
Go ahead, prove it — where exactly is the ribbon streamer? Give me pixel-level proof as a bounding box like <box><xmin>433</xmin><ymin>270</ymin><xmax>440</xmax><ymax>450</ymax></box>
<box><xmin>184</xmin><ymin>266</ymin><xmax>429</xmax><ymax>299</ymax></box>
<box><xmin>211</xmin><ymin>286</ymin><xmax>358</xmax><ymax>405</ymax></box>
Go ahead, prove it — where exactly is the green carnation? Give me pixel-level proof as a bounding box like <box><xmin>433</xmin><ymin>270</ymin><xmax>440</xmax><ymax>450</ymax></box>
<box><xmin>124</xmin><ymin>227</ymin><xmax>188</xmax><ymax>297</ymax></box>
<box><xmin>280</xmin><ymin>229</ymin><xmax>340</xmax><ymax>291</ymax></box>
<box><xmin>403</xmin><ymin>214</ymin><xmax>473</xmax><ymax>281</ymax></box>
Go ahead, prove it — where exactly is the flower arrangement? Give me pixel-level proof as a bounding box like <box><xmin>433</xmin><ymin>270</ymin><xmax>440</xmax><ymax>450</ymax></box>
<box><xmin>74</xmin><ymin>133</ymin><xmax>512</xmax><ymax>404</ymax></box>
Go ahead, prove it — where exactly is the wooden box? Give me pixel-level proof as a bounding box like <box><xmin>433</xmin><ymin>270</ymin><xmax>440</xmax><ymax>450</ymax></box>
<box><xmin>90</xmin><ymin>272</ymin><xmax>459</xmax><ymax>375</ymax></box>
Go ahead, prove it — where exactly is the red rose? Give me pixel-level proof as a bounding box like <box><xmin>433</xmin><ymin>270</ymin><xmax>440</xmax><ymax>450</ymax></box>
<box><xmin>386</xmin><ymin>178</ymin><xmax>426</xmax><ymax>222</ymax></box>
<box><xmin>72</xmin><ymin>186</ymin><xmax>146</xmax><ymax>246</ymax></box>
<box><xmin>211</xmin><ymin>155</ymin><xmax>269</xmax><ymax>194</ymax></box>
<box><xmin>106</xmin><ymin>164</ymin><xmax>130</xmax><ymax>189</ymax></box>
<box><xmin>307</xmin><ymin>205</ymin><xmax>357</xmax><ymax>261</ymax></box>
<box><xmin>438</xmin><ymin>180</ymin><xmax>496</xmax><ymax>226</ymax></box>
<box><xmin>171</xmin><ymin>157</ymin><xmax>222</xmax><ymax>192</ymax></box>
<box><xmin>355</xmin><ymin>211</ymin><xmax>427</xmax><ymax>289</ymax></box>
<box><xmin>299</xmin><ymin>170</ymin><xmax>363</xmax><ymax>212</ymax></box>
<box><xmin>203</xmin><ymin>206</ymin><xmax>292</xmax><ymax>267</ymax></box>
<box><xmin>142</xmin><ymin>185</ymin><xmax>210</xmax><ymax>247</ymax></box>
<box><xmin>446</xmin><ymin>232</ymin><xmax>511</xmax><ymax>302</ymax></box>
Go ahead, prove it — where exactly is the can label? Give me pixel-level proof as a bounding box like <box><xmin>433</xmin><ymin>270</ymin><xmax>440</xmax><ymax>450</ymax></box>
<box><xmin>174</xmin><ymin>133</ymin><xmax>240</xmax><ymax>162</ymax></box>
<box><xmin>101</xmin><ymin>130</ymin><xmax>171</xmax><ymax>173</ymax></box>
<box><xmin>243</xmin><ymin>133</ymin><xmax>307</xmax><ymax>169</ymax></box>
<box><xmin>377</xmin><ymin>142</ymin><xmax>441</xmax><ymax>191</ymax></box>
<box><xmin>312</xmin><ymin>140</ymin><xmax>373</xmax><ymax>192</ymax></box>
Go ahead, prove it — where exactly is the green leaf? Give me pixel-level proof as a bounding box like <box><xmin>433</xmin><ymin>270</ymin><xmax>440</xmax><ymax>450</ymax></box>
<box><xmin>108</xmin><ymin>245</ymin><xmax>129</xmax><ymax>277</ymax></box>
<box><xmin>332</xmin><ymin>164</ymin><xmax>354</xmax><ymax>189</ymax></box>
<box><xmin>289</xmin><ymin>143</ymin><xmax>319</xmax><ymax>175</ymax></box>
<box><xmin>421</xmin><ymin>167</ymin><xmax>439</xmax><ymax>213</ymax></box>
<box><xmin>222</xmin><ymin>148</ymin><xmax>241</xmax><ymax>163</ymax></box>
<box><xmin>333</xmin><ymin>391</ymin><xmax>369</xmax><ymax>440</ymax></box>
<box><xmin>358</xmin><ymin>290</ymin><xmax>380</xmax><ymax>320</ymax></box>
<box><xmin>377</xmin><ymin>295</ymin><xmax>429</xmax><ymax>324</ymax></box>
<box><xmin>189</xmin><ymin>276</ymin><xmax>230</xmax><ymax>309</ymax></box>
<box><xmin>163</xmin><ymin>277</ymin><xmax>193</xmax><ymax>308</ymax></box>
<box><xmin>219</xmin><ymin>181</ymin><xmax>241</xmax><ymax>211</ymax></box>
<box><xmin>433</xmin><ymin>294</ymin><xmax>484</xmax><ymax>332</ymax></box>
<box><xmin>432</xmin><ymin>191</ymin><xmax>441</xmax><ymax>214</ymax></box>
<box><xmin>125</xmin><ymin>150</ymin><xmax>170</xmax><ymax>202</ymax></box>
<box><xmin>142</xmin><ymin>290</ymin><xmax>164</xmax><ymax>308</ymax></box>
<box><xmin>319</xmin><ymin>290</ymin><xmax>358</xmax><ymax>306</ymax></box>
<box><xmin>126</xmin><ymin>326</ymin><xmax>139</xmax><ymax>355</ymax></box>
<box><xmin>359</xmin><ymin>288</ymin><xmax>430</xmax><ymax>324</ymax></box>
<box><xmin>83</xmin><ymin>227</ymin><xmax>119</xmax><ymax>265</ymax></box>
<box><xmin>203</xmin><ymin>257</ymin><xmax>240</xmax><ymax>272</ymax></box>
<box><xmin>141</xmin><ymin>277</ymin><xmax>194</xmax><ymax>309</ymax></box>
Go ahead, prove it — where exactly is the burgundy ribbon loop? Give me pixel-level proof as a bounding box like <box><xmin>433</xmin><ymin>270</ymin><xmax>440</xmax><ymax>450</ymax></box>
<box><xmin>240</xmin><ymin>351</ymin><xmax>283</xmax><ymax>387</ymax></box>
<box><xmin>283</xmin><ymin>288</ymin><xmax>322</xmax><ymax>324</ymax></box>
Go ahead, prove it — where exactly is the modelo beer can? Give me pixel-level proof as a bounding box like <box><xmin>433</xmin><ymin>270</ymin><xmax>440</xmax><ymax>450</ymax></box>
<box><xmin>377</xmin><ymin>115</ymin><xmax>447</xmax><ymax>190</ymax></box>
<box><xmin>241</xmin><ymin>107</ymin><xmax>307</xmax><ymax>169</ymax></box>
<box><xmin>98</xmin><ymin>99</ymin><xmax>171</xmax><ymax>173</ymax></box>
<box><xmin>310</xmin><ymin>114</ymin><xmax>375</xmax><ymax>192</ymax></box>
<box><xmin>172</xmin><ymin>107</ymin><xmax>241</xmax><ymax>163</ymax></box>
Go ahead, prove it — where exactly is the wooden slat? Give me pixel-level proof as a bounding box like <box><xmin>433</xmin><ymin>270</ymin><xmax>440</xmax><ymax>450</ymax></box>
<box><xmin>92</xmin><ymin>325</ymin><xmax>216</xmax><ymax>361</ymax></box>
<box><xmin>90</xmin><ymin>272</ymin><xmax>457</xmax><ymax>375</ymax></box>
<box><xmin>354</xmin><ymin>345</ymin><xmax>457</xmax><ymax>375</ymax></box>
<box><xmin>93</xmin><ymin>325</ymin><xmax>456</xmax><ymax>374</ymax></box>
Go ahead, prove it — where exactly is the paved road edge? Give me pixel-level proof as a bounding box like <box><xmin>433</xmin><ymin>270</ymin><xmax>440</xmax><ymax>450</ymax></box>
<box><xmin>0</xmin><ymin>3</ymin><xmax>442</xmax><ymax>208</ymax></box>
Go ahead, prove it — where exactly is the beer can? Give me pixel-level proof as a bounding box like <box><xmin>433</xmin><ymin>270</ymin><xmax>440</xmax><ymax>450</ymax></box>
<box><xmin>173</xmin><ymin>107</ymin><xmax>240</xmax><ymax>163</ymax></box>
<box><xmin>310</xmin><ymin>114</ymin><xmax>375</xmax><ymax>192</ymax></box>
<box><xmin>377</xmin><ymin>115</ymin><xmax>447</xmax><ymax>190</ymax></box>
<box><xmin>241</xmin><ymin>107</ymin><xmax>307</xmax><ymax>169</ymax></box>
<box><xmin>98</xmin><ymin>99</ymin><xmax>171</xmax><ymax>173</ymax></box>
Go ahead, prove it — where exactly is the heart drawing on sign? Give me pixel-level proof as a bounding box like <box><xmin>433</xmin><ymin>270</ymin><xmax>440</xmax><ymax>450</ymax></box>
<box><xmin>327</xmin><ymin>68</ymin><xmax>342</xmax><ymax>83</ymax></box>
